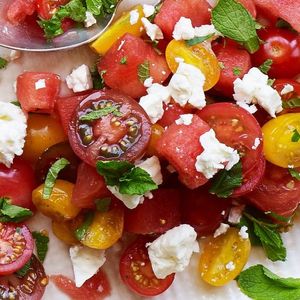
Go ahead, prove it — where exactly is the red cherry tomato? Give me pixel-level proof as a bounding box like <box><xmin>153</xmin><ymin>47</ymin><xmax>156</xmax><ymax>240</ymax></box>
<box><xmin>119</xmin><ymin>237</ymin><xmax>175</xmax><ymax>296</ymax></box>
<box><xmin>72</xmin><ymin>162</ymin><xmax>110</xmax><ymax>208</ymax></box>
<box><xmin>0</xmin><ymin>158</ymin><xmax>36</xmax><ymax>209</ymax></box>
<box><xmin>0</xmin><ymin>224</ymin><xmax>33</xmax><ymax>275</ymax></box>
<box><xmin>0</xmin><ymin>255</ymin><xmax>47</xmax><ymax>300</ymax></box>
<box><xmin>124</xmin><ymin>188</ymin><xmax>181</xmax><ymax>234</ymax></box>
<box><xmin>51</xmin><ymin>270</ymin><xmax>111</xmax><ymax>300</ymax></box>
<box><xmin>246</xmin><ymin>162</ymin><xmax>300</xmax><ymax>217</ymax></box>
<box><xmin>36</xmin><ymin>0</ymin><xmax>69</xmax><ymax>20</ymax></box>
<box><xmin>252</xmin><ymin>28</ymin><xmax>300</xmax><ymax>79</ymax></box>
<box><xmin>68</xmin><ymin>90</ymin><xmax>151</xmax><ymax>166</ymax></box>
<box><xmin>181</xmin><ymin>187</ymin><xmax>232</xmax><ymax>237</ymax></box>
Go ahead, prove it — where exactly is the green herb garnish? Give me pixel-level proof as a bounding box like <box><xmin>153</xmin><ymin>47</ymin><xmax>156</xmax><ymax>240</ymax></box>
<box><xmin>32</xmin><ymin>231</ymin><xmax>49</xmax><ymax>263</ymax></box>
<box><xmin>0</xmin><ymin>57</ymin><xmax>8</xmax><ymax>69</ymax></box>
<box><xmin>291</xmin><ymin>129</ymin><xmax>300</xmax><ymax>142</ymax></box>
<box><xmin>232</xmin><ymin>67</ymin><xmax>242</xmax><ymax>76</ymax></box>
<box><xmin>185</xmin><ymin>34</ymin><xmax>214</xmax><ymax>46</ymax></box>
<box><xmin>75</xmin><ymin>211</ymin><xmax>94</xmax><ymax>241</ymax></box>
<box><xmin>288</xmin><ymin>168</ymin><xmax>300</xmax><ymax>180</ymax></box>
<box><xmin>259</xmin><ymin>59</ymin><xmax>273</xmax><ymax>74</ymax></box>
<box><xmin>137</xmin><ymin>60</ymin><xmax>150</xmax><ymax>84</ymax></box>
<box><xmin>95</xmin><ymin>197</ymin><xmax>111</xmax><ymax>212</ymax></box>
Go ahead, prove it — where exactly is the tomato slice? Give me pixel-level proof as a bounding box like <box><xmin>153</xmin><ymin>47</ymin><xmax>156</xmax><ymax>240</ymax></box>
<box><xmin>0</xmin><ymin>224</ymin><xmax>34</xmax><ymax>276</ymax></box>
<box><xmin>68</xmin><ymin>90</ymin><xmax>151</xmax><ymax>166</ymax></box>
<box><xmin>124</xmin><ymin>188</ymin><xmax>181</xmax><ymax>234</ymax></box>
<box><xmin>36</xmin><ymin>0</ymin><xmax>69</xmax><ymax>20</ymax></box>
<box><xmin>119</xmin><ymin>237</ymin><xmax>175</xmax><ymax>296</ymax></box>
<box><xmin>0</xmin><ymin>255</ymin><xmax>47</xmax><ymax>300</ymax></box>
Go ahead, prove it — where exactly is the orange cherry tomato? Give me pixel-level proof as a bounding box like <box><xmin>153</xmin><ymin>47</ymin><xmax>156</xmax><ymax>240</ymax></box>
<box><xmin>146</xmin><ymin>124</ymin><xmax>165</xmax><ymax>156</ymax></box>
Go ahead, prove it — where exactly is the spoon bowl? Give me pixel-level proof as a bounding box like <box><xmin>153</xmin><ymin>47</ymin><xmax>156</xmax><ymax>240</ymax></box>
<box><xmin>0</xmin><ymin>0</ymin><xmax>120</xmax><ymax>52</ymax></box>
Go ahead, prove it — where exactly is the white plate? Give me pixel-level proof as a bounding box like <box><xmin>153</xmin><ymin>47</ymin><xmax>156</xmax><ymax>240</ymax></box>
<box><xmin>1</xmin><ymin>1</ymin><xmax>300</xmax><ymax>299</ymax></box>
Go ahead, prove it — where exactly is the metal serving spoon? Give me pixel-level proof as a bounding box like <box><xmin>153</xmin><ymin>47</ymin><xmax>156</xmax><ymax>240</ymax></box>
<box><xmin>0</xmin><ymin>0</ymin><xmax>123</xmax><ymax>52</ymax></box>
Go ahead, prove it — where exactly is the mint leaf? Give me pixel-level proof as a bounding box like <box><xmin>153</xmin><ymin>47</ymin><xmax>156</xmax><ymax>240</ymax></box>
<box><xmin>64</xmin><ymin>0</ymin><xmax>86</xmax><ymax>22</ymax></box>
<box><xmin>75</xmin><ymin>211</ymin><xmax>94</xmax><ymax>241</ymax></box>
<box><xmin>282</xmin><ymin>97</ymin><xmax>300</xmax><ymax>109</ymax></box>
<box><xmin>137</xmin><ymin>60</ymin><xmax>150</xmax><ymax>83</ymax></box>
<box><xmin>0</xmin><ymin>197</ymin><xmax>33</xmax><ymax>223</ymax></box>
<box><xmin>95</xmin><ymin>197</ymin><xmax>111</xmax><ymax>212</ymax></box>
<box><xmin>209</xmin><ymin>161</ymin><xmax>242</xmax><ymax>198</ymax></box>
<box><xmin>91</xmin><ymin>67</ymin><xmax>106</xmax><ymax>89</ymax></box>
<box><xmin>86</xmin><ymin>0</ymin><xmax>117</xmax><ymax>16</ymax></box>
<box><xmin>15</xmin><ymin>259</ymin><xmax>32</xmax><ymax>277</ymax></box>
<box><xmin>147</xmin><ymin>2</ymin><xmax>162</xmax><ymax>22</ymax></box>
<box><xmin>291</xmin><ymin>129</ymin><xmax>300</xmax><ymax>142</ymax></box>
<box><xmin>211</xmin><ymin>0</ymin><xmax>260</xmax><ymax>53</ymax></box>
<box><xmin>80</xmin><ymin>105</ymin><xmax>122</xmax><ymax>121</ymax></box>
<box><xmin>265</xmin><ymin>211</ymin><xmax>293</xmax><ymax>223</ymax></box>
<box><xmin>120</xmin><ymin>56</ymin><xmax>127</xmax><ymax>64</ymax></box>
<box><xmin>276</xmin><ymin>19</ymin><xmax>295</xmax><ymax>32</ymax></box>
<box><xmin>259</xmin><ymin>59</ymin><xmax>273</xmax><ymax>74</ymax></box>
<box><xmin>0</xmin><ymin>57</ymin><xmax>8</xmax><ymax>69</ymax></box>
<box><xmin>185</xmin><ymin>34</ymin><xmax>214</xmax><ymax>46</ymax></box>
<box><xmin>289</xmin><ymin>168</ymin><xmax>300</xmax><ymax>180</ymax></box>
<box><xmin>43</xmin><ymin>158</ymin><xmax>70</xmax><ymax>199</ymax></box>
<box><xmin>237</xmin><ymin>265</ymin><xmax>300</xmax><ymax>300</ymax></box>
<box><xmin>232</xmin><ymin>67</ymin><xmax>242</xmax><ymax>76</ymax></box>
<box><xmin>32</xmin><ymin>231</ymin><xmax>49</xmax><ymax>263</ymax></box>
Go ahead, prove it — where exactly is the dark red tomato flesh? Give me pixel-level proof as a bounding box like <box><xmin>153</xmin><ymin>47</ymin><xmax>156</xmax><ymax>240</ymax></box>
<box><xmin>6</xmin><ymin>0</ymin><xmax>36</xmax><ymax>25</ymax></box>
<box><xmin>212</xmin><ymin>40</ymin><xmax>252</xmax><ymax>98</ymax></box>
<box><xmin>68</xmin><ymin>90</ymin><xmax>151</xmax><ymax>166</ymax></box>
<box><xmin>0</xmin><ymin>255</ymin><xmax>47</xmax><ymax>300</ymax></box>
<box><xmin>17</xmin><ymin>72</ymin><xmax>61</xmax><ymax>114</ymax></box>
<box><xmin>0</xmin><ymin>224</ymin><xmax>33</xmax><ymax>276</ymax></box>
<box><xmin>37</xmin><ymin>0</ymin><xmax>69</xmax><ymax>20</ymax></box>
<box><xmin>51</xmin><ymin>270</ymin><xmax>111</xmax><ymax>300</ymax></box>
<box><xmin>120</xmin><ymin>237</ymin><xmax>175</xmax><ymax>296</ymax></box>
<box><xmin>197</xmin><ymin>103</ymin><xmax>263</xmax><ymax>194</ymax></box>
<box><xmin>158</xmin><ymin>114</ymin><xmax>210</xmax><ymax>189</ymax></box>
<box><xmin>181</xmin><ymin>186</ymin><xmax>232</xmax><ymax>237</ymax></box>
<box><xmin>72</xmin><ymin>162</ymin><xmax>110</xmax><ymax>208</ymax></box>
<box><xmin>0</xmin><ymin>158</ymin><xmax>36</xmax><ymax>209</ymax></box>
<box><xmin>251</xmin><ymin>28</ymin><xmax>300</xmax><ymax>79</ymax></box>
<box><xmin>124</xmin><ymin>188</ymin><xmax>181</xmax><ymax>234</ymax></box>
<box><xmin>98</xmin><ymin>33</ymin><xmax>171</xmax><ymax>99</ymax></box>
<box><xmin>35</xmin><ymin>141</ymin><xmax>80</xmax><ymax>184</ymax></box>
<box><xmin>154</xmin><ymin>0</ymin><xmax>210</xmax><ymax>40</ymax></box>
<box><xmin>237</xmin><ymin>0</ymin><xmax>257</xmax><ymax>17</ymax></box>
<box><xmin>246</xmin><ymin>163</ymin><xmax>300</xmax><ymax>217</ymax></box>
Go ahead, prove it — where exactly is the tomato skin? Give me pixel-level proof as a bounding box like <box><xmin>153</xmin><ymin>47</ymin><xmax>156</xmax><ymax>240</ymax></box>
<box><xmin>37</xmin><ymin>0</ymin><xmax>69</xmax><ymax>20</ymax></box>
<box><xmin>181</xmin><ymin>187</ymin><xmax>232</xmax><ymax>237</ymax></box>
<box><xmin>0</xmin><ymin>224</ymin><xmax>33</xmax><ymax>275</ymax></box>
<box><xmin>120</xmin><ymin>237</ymin><xmax>175</xmax><ymax>296</ymax></box>
<box><xmin>6</xmin><ymin>0</ymin><xmax>36</xmax><ymax>25</ymax></box>
<box><xmin>0</xmin><ymin>158</ymin><xmax>36</xmax><ymax>209</ymax></box>
<box><xmin>124</xmin><ymin>188</ymin><xmax>181</xmax><ymax>234</ymax></box>
<box><xmin>72</xmin><ymin>162</ymin><xmax>110</xmax><ymax>209</ymax></box>
<box><xmin>252</xmin><ymin>28</ymin><xmax>300</xmax><ymax>79</ymax></box>
<box><xmin>17</xmin><ymin>72</ymin><xmax>61</xmax><ymax>114</ymax></box>
<box><xmin>246</xmin><ymin>163</ymin><xmax>300</xmax><ymax>216</ymax></box>
<box><xmin>98</xmin><ymin>34</ymin><xmax>171</xmax><ymax>99</ymax></box>
<box><xmin>146</xmin><ymin>124</ymin><xmax>165</xmax><ymax>157</ymax></box>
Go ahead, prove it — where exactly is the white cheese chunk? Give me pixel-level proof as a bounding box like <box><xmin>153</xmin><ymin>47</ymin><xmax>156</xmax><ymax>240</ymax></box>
<box><xmin>141</xmin><ymin>17</ymin><xmax>164</xmax><ymax>41</ymax></box>
<box><xmin>194</xmin><ymin>24</ymin><xmax>221</xmax><ymax>38</ymax></box>
<box><xmin>143</xmin><ymin>77</ymin><xmax>153</xmax><ymax>88</ymax></box>
<box><xmin>0</xmin><ymin>102</ymin><xmax>27</xmax><ymax>167</ymax></box>
<box><xmin>225</xmin><ymin>261</ymin><xmax>236</xmax><ymax>271</ymax></box>
<box><xmin>175</xmin><ymin>114</ymin><xmax>193</xmax><ymax>125</ymax></box>
<box><xmin>169</xmin><ymin>62</ymin><xmax>206</xmax><ymax>109</ymax></box>
<box><xmin>147</xmin><ymin>224</ymin><xmax>199</xmax><ymax>279</ymax></box>
<box><xmin>195</xmin><ymin>129</ymin><xmax>240</xmax><ymax>179</ymax></box>
<box><xmin>66</xmin><ymin>64</ymin><xmax>93</xmax><ymax>93</ymax></box>
<box><xmin>84</xmin><ymin>11</ymin><xmax>97</xmax><ymax>28</ymax></box>
<box><xmin>173</xmin><ymin>17</ymin><xmax>195</xmax><ymax>40</ymax></box>
<box><xmin>239</xmin><ymin>226</ymin><xmax>249</xmax><ymax>239</ymax></box>
<box><xmin>206</xmin><ymin>0</ymin><xmax>218</xmax><ymax>7</ymax></box>
<box><xmin>35</xmin><ymin>79</ymin><xmax>46</xmax><ymax>90</ymax></box>
<box><xmin>280</xmin><ymin>83</ymin><xmax>294</xmax><ymax>95</ymax></box>
<box><xmin>252</xmin><ymin>137</ymin><xmax>261</xmax><ymax>150</ymax></box>
<box><xmin>143</xmin><ymin>4</ymin><xmax>155</xmax><ymax>17</ymax></box>
<box><xmin>213</xmin><ymin>223</ymin><xmax>230</xmax><ymax>238</ymax></box>
<box><xmin>228</xmin><ymin>206</ymin><xmax>244</xmax><ymax>224</ymax></box>
<box><xmin>233</xmin><ymin>67</ymin><xmax>283</xmax><ymax>118</ymax></box>
<box><xmin>129</xmin><ymin>9</ymin><xmax>139</xmax><ymax>25</ymax></box>
<box><xmin>136</xmin><ymin>156</ymin><xmax>163</xmax><ymax>185</ymax></box>
<box><xmin>69</xmin><ymin>245</ymin><xmax>106</xmax><ymax>288</ymax></box>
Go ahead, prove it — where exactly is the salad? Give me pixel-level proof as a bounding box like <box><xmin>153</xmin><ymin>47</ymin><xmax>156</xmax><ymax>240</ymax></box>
<box><xmin>0</xmin><ymin>0</ymin><xmax>300</xmax><ymax>299</ymax></box>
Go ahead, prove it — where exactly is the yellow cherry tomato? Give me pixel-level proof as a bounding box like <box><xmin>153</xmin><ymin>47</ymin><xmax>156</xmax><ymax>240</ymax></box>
<box><xmin>52</xmin><ymin>220</ymin><xmax>78</xmax><ymax>245</ymax></box>
<box><xmin>199</xmin><ymin>228</ymin><xmax>251</xmax><ymax>286</ymax></box>
<box><xmin>90</xmin><ymin>5</ymin><xmax>144</xmax><ymax>55</ymax></box>
<box><xmin>22</xmin><ymin>114</ymin><xmax>67</xmax><ymax>164</ymax></box>
<box><xmin>32</xmin><ymin>180</ymin><xmax>80</xmax><ymax>221</ymax></box>
<box><xmin>165</xmin><ymin>40</ymin><xmax>221</xmax><ymax>91</ymax></box>
<box><xmin>146</xmin><ymin>124</ymin><xmax>165</xmax><ymax>156</ymax></box>
<box><xmin>262</xmin><ymin>113</ymin><xmax>300</xmax><ymax>168</ymax></box>
<box><xmin>80</xmin><ymin>207</ymin><xmax>124</xmax><ymax>250</ymax></box>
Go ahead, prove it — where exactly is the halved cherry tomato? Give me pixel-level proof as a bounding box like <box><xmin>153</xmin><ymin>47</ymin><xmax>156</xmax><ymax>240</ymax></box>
<box><xmin>35</xmin><ymin>141</ymin><xmax>80</xmax><ymax>184</ymax></box>
<box><xmin>181</xmin><ymin>187</ymin><xmax>232</xmax><ymax>237</ymax></box>
<box><xmin>262</xmin><ymin>113</ymin><xmax>300</xmax><ymax>168</ymax></box>
<box><xmin>68</xmin><ymin>90</ymin><xmax>151</xmax><ymax>166</ymax></box>
<box><xmin>51</xmin><ymin>270</ymin><xmax>111</xmax><ymax>300</ymax></box>
<box><xmin>22</xmin><ymin>114</ymin><xmax>67</xmax><ymax>165</ymax></box>
<box><xmin>72</xmin><ymin>162</ymin><xmax>110</xmax><ymax>208</ymax></box>
<box><xmin>37</xmin><ymin>0</ymin><xmax>69</xmax><ymax>20</ymax></box>
<box><xmin>252</xmin><ymin>28</ymin><xmax>300</xmax><ymax>78</ymax></box>
<box><xmin>246</xmin><ymin>162</ymin><xmax>300</xmax><ymax>216</ymax></box>
<box><xmin>52</xmin><ymin>220</ymin><xmax>78</xmax><ymax>245</ymax></box>
<box><xmin>199</xmin><ymin>228</ymin><xmax>251</xmax><ymax>286</ymax></box>
<box><xmin>6</xmin><ymin>0</ymin><xmax>36</xmax><ymax>25</ymax></box>
<box><xmin>0</xmin><ymin>158</ymin><xmax>36</xmax><ymax>209</ymax></box>
<box><xmin>146</xmin><ymin>124</ymin><xmax>165</xmax><ymax>157</ymax></box>
<box><xmin>166</xmin><ymin>40</ymin><xmax>220</xmax><ymax>91</ymax></box>
<box><xmin>0</xmin><ymin>255</ymin><xmax>47</xmax><ymax>300</ymax></box>
<box><xmin>124</xmin><ymin>188</ymin><xmax>181</xmax><ymax>234</ymax></box>
<box><xmin>119</xmin><ymin>237</ymin><xmax>175</xmax><ymax>296</ymax></box>
<box><xmin>0</xmin><ymin>224</ymin><xmax>33</xmax><ymax>276</ymax></box>
<box><xmin>32</xmin><ymin>179</ymin><xmax>80</xmax><ymax>221</ymax></box>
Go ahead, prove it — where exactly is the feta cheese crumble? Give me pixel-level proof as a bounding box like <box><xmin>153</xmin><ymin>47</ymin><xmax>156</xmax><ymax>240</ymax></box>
<box><xmin>233</xmin><ymin>67</ymin><xmax>283</xmax><ymax>118</ymax></box>
<box><xmin>66</xmin><ymin>64</ymin><xmax>93</xmax><ymax>93</ymax></box>
<box><xmin>141</xmin><ymin>18</ymin><xmax>164</xmax><ymax>41</ymax></box>
<box><xmin>252</xmin><ymin>137</ymin><xmax>261</xmax><ymax>150</ymax></box>
<box><xmin>228</xmin><ymin>206</ymin><xmax>244</xmax><ymax>224</ymax></box>
<box><xmin>143</xmin><ymin>77</ymin><xmax>153</xmax><ymax>88</ymax></box>
<box><xmin>239</xmin><ymin>226</ymin><xmax>249</xmax><ymax>240</ymax></box>
<box><xmin>175</xmin><ymin>114</ymin><xmax>193</xmax><ymax>125</ymax></box>
<box><xmin>9</xmin><ymin>50</ymin><xmax>21</xmax><ymax>61</ymax></box>
<box><xmin>147</xmin><ymin>224</ymin><xmax>199</xmax><ymax>279</ymax></box>
<box><xmin>143</xmin><ymin>4</ymin><xmax>155</xmax><ymax>17</ymax></box>
<box><xmin>194</xmin><ymin>24</ymin><xmax>221</xmax><ymax>38</ymax></box>
<box><xmin>280</xmin><ymin>83</ymin><xmax>294</xmax><ymax>95</ymax></box>
<box><xmin>225</xmin><ymin>261</ymin><xmax>236</xmax><ymax>271</ymax></box>
<box><xmin>84</xmin><ymin>11</ymin><xmax>97</xmax><ymax>28</ymax></box>
<box><xmin>173</xmin><ymin>17</ymin><xmax>195</xmax><ymax>40</ymax></box>
<box><xmin>35</xmin><ymin>79</ymin><xmax>46</xmax><ymax>90</ymax></box>
<box><xmin>129</xmin><ymin>9</ymin><xmax>139</xmax><ymax>25</ymax></box>
<box><xmin>69</xmin><ymin>245</ymin><xmax>106</xmax><ymax>287</ymax></box>
<box><xmin>213</xmin><ymin>223</ymin><xmax>230</xmax><ymax>238</ymax></box>
<box><xmin>195</xmin><ymin>129</ymin><xmax>240</xmax><ymax>179</ymax></box>
<box><xmin>0</xmin><ymin>102</ymin><xmax>27</xmax><ymax>167</ymax></box>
